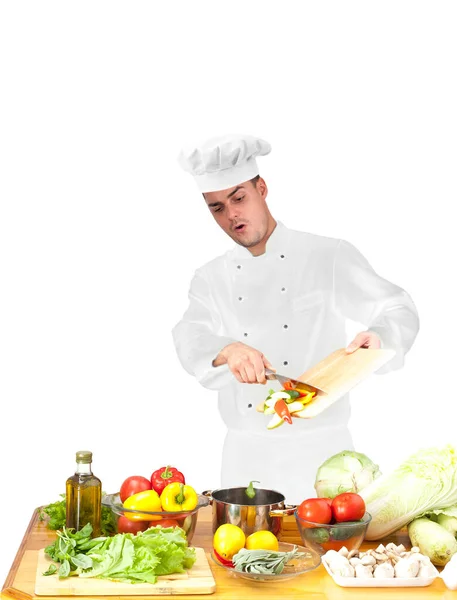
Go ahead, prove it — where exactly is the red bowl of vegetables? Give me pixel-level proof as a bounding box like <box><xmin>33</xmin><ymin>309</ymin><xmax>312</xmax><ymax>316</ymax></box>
<box><xmin>294</xmin><ymin>493</ymin><xmax>371</xmax><ymax>555</ymax></box>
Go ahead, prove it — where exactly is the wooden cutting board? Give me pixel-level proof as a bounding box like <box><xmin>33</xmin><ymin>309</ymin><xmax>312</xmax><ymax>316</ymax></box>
<box><xmin>34</xmin><ymin>548</ymin><xmax>215</xmax><ymax>596</ymax></box>
<box><xmin>257</xmin><ymin>347</ymin><xmax>396</xmax><ymax>419</ymax></box>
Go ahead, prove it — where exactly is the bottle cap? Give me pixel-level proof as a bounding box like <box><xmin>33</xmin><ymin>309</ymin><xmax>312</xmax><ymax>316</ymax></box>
<box><xmin>76</xmin><ymin>450</ymin><xmax>93</xmax><ymax>464</ymax></box>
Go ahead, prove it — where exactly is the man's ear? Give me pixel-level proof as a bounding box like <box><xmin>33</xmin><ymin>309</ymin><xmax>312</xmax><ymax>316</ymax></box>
<box><xmin>257</xmin><ymin>177</ymin><xmax>268</xmax><ymax>199</ymax></box>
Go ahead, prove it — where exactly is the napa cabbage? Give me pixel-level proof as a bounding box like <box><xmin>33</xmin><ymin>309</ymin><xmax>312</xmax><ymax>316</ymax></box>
<box><xmin>360</xmin><ymin>445</ymin><xmax>457</xmax><ymax>540</ymax></box>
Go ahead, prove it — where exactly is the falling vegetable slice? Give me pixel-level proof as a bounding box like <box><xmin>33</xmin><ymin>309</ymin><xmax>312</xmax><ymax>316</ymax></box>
<box><xmin>286</xmin><ymin>401</ymin><xmax>307</xmax><ymax>413</ymax></box>
<box><xmin>267</xmin><ymin>413</ymin><xmax>285</xmax><ymax>430</ymax></box>
<box><xmin>274</xmin><ymin>399</ymin><xmax>292</xmax><ymax>424</ymax></box>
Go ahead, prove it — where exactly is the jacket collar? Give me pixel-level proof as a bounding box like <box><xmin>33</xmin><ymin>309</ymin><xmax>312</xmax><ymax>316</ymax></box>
<box><xmin>231</xmin><ymin>220</ymin><xmax>288</xmax><ymax>260</ymax></box>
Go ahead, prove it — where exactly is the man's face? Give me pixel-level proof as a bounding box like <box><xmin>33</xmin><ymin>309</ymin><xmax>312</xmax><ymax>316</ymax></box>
<box><xmin>203</xmin><ymin>178</ymin><xmax>271</xmax><ymax>250</ymax></box>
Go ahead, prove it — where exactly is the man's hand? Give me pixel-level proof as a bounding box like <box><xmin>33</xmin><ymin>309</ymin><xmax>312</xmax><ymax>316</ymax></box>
<box><xmin>212</xmin><ymin>342</ymin><xmax>273</xmax><ymax>384</ymax></box>
<box><xmin>346</xmin><ymin>330</ymin><xmax>381</xmax><ymax>353</ymax></box>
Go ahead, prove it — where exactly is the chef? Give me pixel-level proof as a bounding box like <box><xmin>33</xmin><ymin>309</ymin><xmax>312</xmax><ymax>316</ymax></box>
<box><xmin>172</xmin><ymin>134</ymin><xmax>419</xmax><ymax>502</ymax></box>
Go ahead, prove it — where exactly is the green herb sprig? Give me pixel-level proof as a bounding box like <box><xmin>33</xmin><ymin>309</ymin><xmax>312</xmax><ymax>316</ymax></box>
<box><xmin>44</xmin><ymin>523</ymin><xmax>106</xmax><ymax>578</ymax></box>
<box><xmin>232</xmin><ymin>546</ymin><xmax>305</xmax><ymax>575</ymax></box>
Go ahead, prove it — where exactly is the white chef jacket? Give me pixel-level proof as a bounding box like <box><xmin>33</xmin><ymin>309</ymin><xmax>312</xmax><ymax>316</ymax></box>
<box><xmin>172</xmin><ymin>221</ymin><xmax>419</xmax><ymax>501</ymax></box>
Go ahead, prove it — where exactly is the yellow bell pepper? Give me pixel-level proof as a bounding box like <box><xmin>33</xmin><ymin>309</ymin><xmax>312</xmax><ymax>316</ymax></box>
<box><xmin>297</xmin><ymin>391</ymin><xmax>315</xmax><ymax>405</ymax></box>
<box><xmin>160</xmin><ymin>482</ymin><xmax>199</xmax><ymax>512</ymax></box>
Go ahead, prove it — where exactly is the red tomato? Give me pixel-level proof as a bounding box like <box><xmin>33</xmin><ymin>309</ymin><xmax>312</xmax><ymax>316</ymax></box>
<box><xmin>321</xmin><ymin>498</ymin><xmax>333</xmax><ymax>508</ymax></box>
<box><xmin>119</xmin><ymin>475</ymin><xmax>152</xmax><ymax>503</ymax></box>
<box><xmin>117</xmin><ymin>516</ymin><xmax>149</xmax><ymax>534</ymax></box>
<box><xmin>297</xmin><ymin>498</ymin><xmax>332</xmax><ymax>525</ymax></box>
<box><xmin>331</xmin><ymin>493</ymin><xmax>366</xmax><ymax>522</ymax></box>
<box><xmin>153</xmin><ymin>518</ymin><xmax>180</xmax><ymax>528</ymax></box>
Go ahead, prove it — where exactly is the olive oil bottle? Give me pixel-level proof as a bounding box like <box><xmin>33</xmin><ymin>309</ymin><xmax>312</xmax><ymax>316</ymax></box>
<box><xmin>66</xmin><ymin>450</ymin><xmax>102</xmax><ymax>537</ymax></box>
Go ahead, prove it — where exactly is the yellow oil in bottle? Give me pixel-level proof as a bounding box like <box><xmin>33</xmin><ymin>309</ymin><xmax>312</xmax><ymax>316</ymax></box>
<box><xmin>66</xmin><ymin>450</ymin><xmax>102</xmax><ymax>537</ymax></box>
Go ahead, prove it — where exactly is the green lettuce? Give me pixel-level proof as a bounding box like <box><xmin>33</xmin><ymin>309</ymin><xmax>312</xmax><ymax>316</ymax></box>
<box><xmin>45</xmin><ymin>524</ymin><xmax>196</xmax><ymax>584</ymax></box>
<box><xmin>79</xmin><ymin>526</ymin><xmax>196</xmax><ymax>584</ymax></box>
<box><xmin>360</xmin><ymin>445</ymin><xmax>457</xmax><ymax>540</ymax></box>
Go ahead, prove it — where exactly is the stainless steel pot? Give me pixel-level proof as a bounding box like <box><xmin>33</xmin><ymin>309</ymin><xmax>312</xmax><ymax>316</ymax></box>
<box><xmin>202</xmin><ymin>487</ymin><xmax>297</xmax><ymax>537</ymax></box>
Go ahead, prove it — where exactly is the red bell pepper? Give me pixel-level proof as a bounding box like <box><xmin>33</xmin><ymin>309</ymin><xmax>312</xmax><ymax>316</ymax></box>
<box><xmin>274</xmin><ymin>399</ymin><xmax>292</xmax><ymax>424</ymax></box>
<box><xmin>151</xmin><ymin>466</ymin><xmax>185</xmax><ymax>495</ymax></box>
<box><xmin>213</xmin><ymin>548</ymin><xmax>234</xmax><ymax>568</ymax></box>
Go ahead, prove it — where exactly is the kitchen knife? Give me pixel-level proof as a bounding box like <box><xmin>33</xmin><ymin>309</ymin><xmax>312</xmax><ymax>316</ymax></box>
<box><xmin>265</xmin><ymin>368</ymin><xmax>327</xmax><ymax>396</ymax></box>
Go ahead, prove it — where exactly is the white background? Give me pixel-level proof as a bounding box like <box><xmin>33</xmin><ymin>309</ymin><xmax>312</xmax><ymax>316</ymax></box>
<box><xmin>1</xmin><ymin>0</ymin><xmax>456</xmax><ymax>585</ymax></box>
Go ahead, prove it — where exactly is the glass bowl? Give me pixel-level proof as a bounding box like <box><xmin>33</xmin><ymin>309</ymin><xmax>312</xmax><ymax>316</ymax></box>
<box><xmin>102</xmin><ymin>492</ymin><xmax>209</xmax><ymax>543</ymax></box>
<box><xmin>210</xmin><ymin>541</ymin><xmax>321</xmax><ymax>582</ymax></box>
<box><xmin>295</xmin><ymin>511</ymin><xmax>372</xmax><ymax>555</ymax></box>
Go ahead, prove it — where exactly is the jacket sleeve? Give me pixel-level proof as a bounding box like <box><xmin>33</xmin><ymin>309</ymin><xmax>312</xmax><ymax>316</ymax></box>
<box><xmin>333</xmin><ymin>240</ymin><xmax>420</xmax><ymax>373</ymax></box>
<box><xmin>172</xmin><ymin>268</ymin><xmax>237</xmax><ymax>390</ymax></box>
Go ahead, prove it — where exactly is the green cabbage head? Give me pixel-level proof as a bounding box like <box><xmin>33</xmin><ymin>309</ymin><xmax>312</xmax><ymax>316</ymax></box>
<box><xmin>314</xmin><ymin>450</ymin><xmax>381</xmax><ymax>498</ymax></box>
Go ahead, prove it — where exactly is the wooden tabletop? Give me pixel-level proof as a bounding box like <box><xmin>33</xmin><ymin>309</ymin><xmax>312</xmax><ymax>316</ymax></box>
<box><xmin>1</xmin><ymin>506</ymin><xmax>452</xmax><ymax>600</ymax></box>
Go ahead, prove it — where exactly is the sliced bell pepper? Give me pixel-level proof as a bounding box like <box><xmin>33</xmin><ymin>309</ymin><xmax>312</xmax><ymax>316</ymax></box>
<box><xmin>274</xmin><ymin>399</ymin><xmax>292</xmax><ymax>424</ymax></box>
<box><xmin>299</xmin><ymin>391</ymin><xmax>316</xmax><ymax>405</ymax></box>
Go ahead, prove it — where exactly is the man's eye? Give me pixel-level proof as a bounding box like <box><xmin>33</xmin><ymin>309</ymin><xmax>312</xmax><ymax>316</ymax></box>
<box><xmin>234</xmin><ymin>196</ymin><xmax>244</xmax><ymax>202</ymax></box>
<box><xmin>214</xmin><ymin>207</ymin><xmax>223</xmax><ymax>213</ymax></box>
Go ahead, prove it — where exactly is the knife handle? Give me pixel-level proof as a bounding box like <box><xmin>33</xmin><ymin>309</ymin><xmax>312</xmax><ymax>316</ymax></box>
<box><xmin>265</xmin><ymin>368</ymin><xmax>276</xmax><ymax>379</ymax></box>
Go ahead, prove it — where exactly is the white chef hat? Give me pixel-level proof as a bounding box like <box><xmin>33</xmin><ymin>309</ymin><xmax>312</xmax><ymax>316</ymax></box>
<box><xmin>178</xmin><ymin>134</ymin><xmax>271</xmax><ymax>193</ymax></box>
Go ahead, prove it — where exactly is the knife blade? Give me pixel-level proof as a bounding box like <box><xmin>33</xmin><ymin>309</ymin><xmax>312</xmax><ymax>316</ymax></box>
<box><xmin>265</xmin><ymin>368</ymin><xmax>326</xmax><ymax>396</ymax></box>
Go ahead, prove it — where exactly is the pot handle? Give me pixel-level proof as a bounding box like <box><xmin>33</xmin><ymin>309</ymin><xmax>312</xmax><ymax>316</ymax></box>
<box><xmin>201</xmin><ymin>490</ymin><xmax>213</xmax><ymax>505</ymax></box>
<box><xmin>269</xmin><ymin>504</ymin><xmax>297</xmax><ymax>518</ymax></box>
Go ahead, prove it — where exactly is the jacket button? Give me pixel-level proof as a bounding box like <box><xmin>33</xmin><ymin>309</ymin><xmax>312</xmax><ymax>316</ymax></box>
<box><xmin>281</xmin><ymin>287</ymin><xmax>287</xmax><ymax>293</ymax></box>
<box><xmin>248</xmin><ymin>403</ymin><xmax>252</xmax><ymax>408</ymax></box>
<box><xmin>238</xmin><ymin>296</ymin><xmax>243</xmax><ymax>301</ymax></box>
<box><xmin>283</xmin><ymin>361</ymin><xmax>288</xmax><ymax>366</ymax></box>
<box><xmin>280</xmin><ymin>254</ymin><xmax>285</xmax><ymax>259</ymax></box>
<box><xmin>237</xmin><ymin>265</ymin><xmax>242</xmax><ymax>269</ymax></box>
<box><xmin>283</xmin><ymin>324</ymin><xmax>289</xmax><ymax>329</ymax></box>
<box><xmin>243</xmin><ymin>332</ymin><xmax>248</xmax><ymax>337</ymax></box>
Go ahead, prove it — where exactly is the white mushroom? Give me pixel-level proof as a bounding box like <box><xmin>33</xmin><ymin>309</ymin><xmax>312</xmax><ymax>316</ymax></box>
<box><xmin>418</xmin><ymin>562</ymin><xmax>438</xmax><ymax>578</ymax></box>
<box><xmin>387</xmin><ymin>552</ymin><xmax>401</xmax><ymax>564</ymax></box>
<box><xmin>410</xmin><ymin>546</ymin><xmax>421</xmax><ymax>553</ymax></box>
<box><xmin>375</xmin><ymin>544</ymin><xmax>387</xmax><ymax>554</ymax></box>
<box><xmin>338</xmin><ymin>546</ymin><xmax>349</xmax><ymax>558</ymax></box>
<box><xmin>324</xmin><ymin>550</ymin><xmax>341</xmax><ymax>562</ymax></box>
<box><xmin>373</xmin><ymin>562</ymin><xmax>395</xmax><ymax>578</ymax></box>
<box><xmin>417</xmin><ymin>554</ymin><xmax>432</xmax><ymax>565</ymax></box>
<box><xmin>331</xmin><ymin>562</ymin><xmax>355</xmax><ymax>577</ymax></box>
<box><xmin>385</xmin><ymin>543</ymin><xmax>400</xmax><ymax>553</ymax></box>
<box><xmin>323</xmin><ymin>551</ymin><xmax>354</xmax><ymax>577</ymax></box>
<box><xmin>372</xmin><ymin>551</ymin><xmax>389</xmax><ymax>562</ymax></box>
<box><xmin>347</xmin><ymin>549</ymin><xmax>359</xmax><ymax>559</ymax></box>
<box><xmin>360</xmin><ymin>554</ymin><xmax>376</xmax><ymax>566</ymax></box>
<box><xmin>355</xmin><ymin>564</ymin><xmax>374</xmax><ymax>578</ymax></box>
<box><xmin>394</xmin><ymin>556</ymin><xmax>420</xmax><ymax>578</ymax></box>
<box><xmin>396</xmin><ymin>544</ymin><xmax>406</xmax><ymax>553</ymax></box>
<box><xmin>349</xmin><ymin>557</ymin><xmax>362</xmax><ymax>567</ymax></box>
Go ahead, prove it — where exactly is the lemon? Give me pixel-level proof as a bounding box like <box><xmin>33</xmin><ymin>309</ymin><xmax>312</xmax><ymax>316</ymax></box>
<box><xmin>245</xmin><ymin>530</ymin><xmax>279</xmax><ymax>551</ymax></box>
<box><xmin>213</xmin><ymin>524</ymin><xmax>246</xmax><ymax>559</ymax></box>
